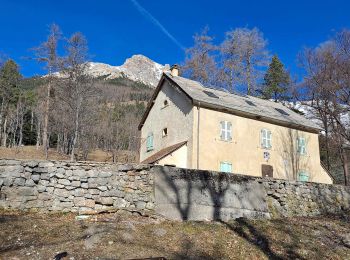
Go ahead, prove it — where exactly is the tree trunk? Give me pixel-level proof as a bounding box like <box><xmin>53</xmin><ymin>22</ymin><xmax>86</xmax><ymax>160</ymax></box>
<box><xmin>42</xmin><ymin>80</ymin><xmax>51</xmax><ymax>151</ymax></box>
<box><xmin>2</xmin><ymin>116</ymin><xmax>7</xmax><ymax>147</ymax></box>
<box><xmin>246</xmin><ymin>57</ymin><xmax>252</xmax><ymax>95</ymax></box>
<box><xmin>70</xmin><ymin>99</ymin><xmax>81</xmax><ymax>161</ymax></box>
<box><xmin>36</xmin><ymin>120</ymin><xmax>41</xmax><ymax>149</ymax></box>
<box><xmin>342</xmin><ymin>148</ymin><xmax>349</xmax><ymax>186</ymax></box>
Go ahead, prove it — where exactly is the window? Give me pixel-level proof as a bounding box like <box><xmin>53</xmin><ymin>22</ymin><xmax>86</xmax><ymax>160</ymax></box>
<box><xmin>245</xmin><ymin>100</ymin><xmax>256</xmax><ymax>106</ymax></box>
<box><xmin>163</xmin><ymin>100</ymin><xmax>169</xmax><ymax>107</ymax></box>
<box><xmin>146</xmin><ymin>133</ymin><xmax>154</xmax><ymax>151</ymax></box>
<box><xmin>162</xmin><ymin>128</ymin><xmax>168</xmax><ymax>137</ymax></box>
<box><xmin>220</xmin><ymin>121</ymin><xmax>232</xmax><ymax>141</ymax></box>
<box><xmin>298</xmin><ymin>171</ymin><xmax>309</xmax><ymax>182</ymax></box>
<box><xmin>203</xmin><ymin>90</ymin><xmax>219</xmax><ymax>99</ymax></box>
<box><xmin>261</xmin><ymin>129</ymin><xmax>272</xmax><ymax>149</ymax></box>
<box><xmin>297</xmin><ymin>137</ymin><xmax>307</xmax><ymax>155</ymax></box>
<box><xmin>220</xmin><ymin>162</ymin><xmax>232</xmax><ymax>173</ymax></box>
<box><xmin>275</xmin><ymin>108</ymin><xmax>290</xmax><ymax>116</ymax></box>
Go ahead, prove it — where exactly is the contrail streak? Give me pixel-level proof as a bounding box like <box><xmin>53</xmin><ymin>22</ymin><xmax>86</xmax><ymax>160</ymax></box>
<box><xmin>130</xmin><ymin>0</ymin><xmax>185</xmax><ymax>50</ymax></box>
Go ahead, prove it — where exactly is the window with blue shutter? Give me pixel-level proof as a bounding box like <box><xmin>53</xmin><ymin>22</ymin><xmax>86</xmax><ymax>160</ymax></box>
<box><xmin>220</xmin><ymin>162</ymin><xmax>232</xmax><ymax>173</ymax></box>
<box><xmin>146</xmin><ymin>133</ymin><xmax>154</xmax><ymax>152</ymax></box>
<box><xmin>298</xmin><ymin>171</ymin><xmax>309</xmax><ymax>182</ymax></box>
<box><xmin>220</xmin><ymin>121</ymin><xmax>232</xmax><ymax>141</ymax></box>
<box><xmin>261</xmin><ymin>129</ymin><xmax>272</xmax><ymax>149</ymax></box>
<box><xmin>297</xmin><ymin>137</ymin><xmax>306</xmax><ymax>155</ymax></box>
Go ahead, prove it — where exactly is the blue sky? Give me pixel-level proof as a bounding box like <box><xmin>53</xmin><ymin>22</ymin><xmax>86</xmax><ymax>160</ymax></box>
<box><xmin>1</xmin><ymin>0</ymin><xmax>350</xmax><ymax>78</ymax></box>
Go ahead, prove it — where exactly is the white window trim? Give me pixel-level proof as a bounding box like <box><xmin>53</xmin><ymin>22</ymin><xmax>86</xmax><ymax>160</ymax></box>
<box><xmin>261</xmin><ymin>129</ymin><xmax>272</xmax><ymax>149</ymax></box>
<box><xmin>297</xmin><ymin>137</ymin><xmax>307</xmax><ymax>155</ymax></box>
<box><xmin>220</xmin><ymin>161</ymin><xmax>232</xmax><ymax>173</ymax></box>
<box><xmin>220</xmin><ymin>121</ymin><xmax>232</xmax><ymax>141</ymax></box>
<box><xmin>146</xmin><ymin>133</ymin><xmax>154</xmax><ymax>152</ymax></box>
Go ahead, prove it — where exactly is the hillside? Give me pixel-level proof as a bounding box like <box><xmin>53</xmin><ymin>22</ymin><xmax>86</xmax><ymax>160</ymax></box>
<box><xmin>0</xmin><ymin>211</ymin><xmax>349</xmax><ymax>259</ymax></box>
<box><xmin>54</xmin><ymin>54</ymin><xmax>170</xmax><ymax>88</ymax></box>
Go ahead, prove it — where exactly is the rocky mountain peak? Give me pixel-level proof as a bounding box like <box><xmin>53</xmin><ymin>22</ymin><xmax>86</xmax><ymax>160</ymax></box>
<box><xmin>82</xmin><ymin>54</ymin><xmax>170</xmax><ymax>87</ymax></box>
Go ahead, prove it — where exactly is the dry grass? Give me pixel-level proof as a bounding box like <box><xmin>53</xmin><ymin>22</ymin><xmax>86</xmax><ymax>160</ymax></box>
<box><xmin>0</xmin><ymin>211</ymin><xmax>349</xmax><ymax>260</ymax></box>
<box><xmin>0</xmin><ymin>146</ymin><xmax>138</xmax><ymax>163</ymax></box>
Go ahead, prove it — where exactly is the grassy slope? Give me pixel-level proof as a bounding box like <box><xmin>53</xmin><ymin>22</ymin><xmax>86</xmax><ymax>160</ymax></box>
<box><xmin>0</xmin><ymin>211</ymin><xmax>349</xmax><ymax>259</ymax></box>
<box><xmin>0</xmin><ymin>146</ymin><xmax>137</xmax><ymax>163</ymax></box>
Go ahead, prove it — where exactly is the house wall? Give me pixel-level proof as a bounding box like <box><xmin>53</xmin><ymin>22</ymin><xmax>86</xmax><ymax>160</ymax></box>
<box><xmin>140</xmin><ymin>80</ymin><xmax>194</xmax><ymax>167</ymax></box>
<box><xmin>192</xmin><ymin>107</ymin><xmax>332</xmax><ymax>184</ymax></box>
<box><xmin>157</xmin><ymin>144</ymin><xmax>188</xmax><ymax>168</ymax></box>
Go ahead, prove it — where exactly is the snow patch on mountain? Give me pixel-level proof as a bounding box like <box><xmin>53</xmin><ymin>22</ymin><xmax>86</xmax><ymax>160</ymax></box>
<box><xmin>85</xmin><ymin>54</ymin><xmax>170</xmax><ymax>87</ymax></box>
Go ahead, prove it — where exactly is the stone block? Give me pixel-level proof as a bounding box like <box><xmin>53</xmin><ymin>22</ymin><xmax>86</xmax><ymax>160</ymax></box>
<box><xmin>31</xmin><ymin>174</ymin><xmax>40</xmax><ymax>183</ymax></box>
<box><xmin>14</xmin><ymin>177</ymin><xmax>26</xmax><ymax>186</ymax></box>
<box><xmin>74</xmin><ymin>188</ymin><xmax>86</xmax><ymax>197</ymax></box>
<box><xmin>98</xmin><ymin>171</ymin><xmax>112</xmax><ymax>178</ymax></box>
<box><xmin>54</xmin><ymin>188</ymin><xmax>70</xmax><ymax>198</ymax></box>
<box><xmin>71</xmin><ymin>181</ymin><xmax>81</xmax><ymax>187</ymax></box>
<box><xmin>26</xmin><ymin>161</ymin><xmax>39</xmax><ymax>168</ymax></box>
<box><xmin>58</xmin><ymin>179</ymin><xmax>71</xmax><ymax>185</ymax></box>
<box><xmin>97</xmin><ymin>186</ymin><xmax>108</xmax><ymax>191</ymax></box>
<box><xmin>39</xmin><ymin>162</ymin><xmax>55</xmax><ymax>168</ymax></box>
<box><xmin>136</xmin><ymin>201</ymin><xmax>146</xmax><ymax>209</ymax></box>
<box><xmin>117</xmin><ymin>164</ymin><xmax>133</xmax><ymax>172</ymax></box>
<box><xmin>41</xmin><ymin>173</ymin><xmax>50</xmax><ymax>180</ymax></box>
<box><xmin>99</xmin><ymin>197</ymin><xmax>113</xmax><ymax>205</ymax></box>
<box><xmin>73</xmin><ymin>170</ymin><xmax>86</xmax><ymax>177</ymax></box>
<box><xmin>37</xmin><ymin>185</ymin><xmax>47</xmax><ymax>192</ymax></box>
<box><xmin>25</xmin><ymin>179</ymin><xmax>35</xmax><ymax>187</ymax></box>
<box><xmin>81</xmin><ymin>183</ymin><xmax>88</xmax><ymax>189</ymax></box>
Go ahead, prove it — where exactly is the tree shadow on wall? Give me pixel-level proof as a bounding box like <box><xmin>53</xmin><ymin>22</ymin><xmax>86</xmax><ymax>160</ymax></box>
<box><xmin>154</xmin><ymin>166</ymin><xmax>308</xmax><ymax>259</ymax></box>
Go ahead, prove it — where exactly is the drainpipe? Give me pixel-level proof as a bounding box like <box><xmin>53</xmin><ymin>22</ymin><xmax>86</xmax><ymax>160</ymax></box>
<box><xmin>197</xmin><ymin>102</ymin><xmax>200</xmax><ymax>169</ymax></box>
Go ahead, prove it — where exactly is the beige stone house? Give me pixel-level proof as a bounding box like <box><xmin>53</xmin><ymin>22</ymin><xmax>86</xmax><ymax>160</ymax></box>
<box><xmin>138</xmin><ymin>68</ymin><xmax>333</xmax><ymax>184</ymax></box>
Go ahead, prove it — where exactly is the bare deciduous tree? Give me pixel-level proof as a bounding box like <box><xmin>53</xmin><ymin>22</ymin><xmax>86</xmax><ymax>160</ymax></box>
<box><xmin>221</xmin><ymin>27</ymin><xmax>269</xmax><ymax>95</ymax></box>
<box><xmin>33</xmin><ymin>24</ymin><xmax>61</xmax><ymax>155</ymax></box>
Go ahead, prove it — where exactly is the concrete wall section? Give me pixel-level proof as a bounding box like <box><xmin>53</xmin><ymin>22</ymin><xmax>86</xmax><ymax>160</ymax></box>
<box><xmin>154</xmin><ymin>166</ymin><xmax>270</xmax><ymax>221</ymax></box>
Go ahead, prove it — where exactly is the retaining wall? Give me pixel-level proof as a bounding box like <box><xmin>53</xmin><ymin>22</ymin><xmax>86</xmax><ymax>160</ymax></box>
<box><xmin>0</xmin><ymin>159</ymin><xmax>349</xmax><ymax>221</ymax></box>
<box><xmin>0</xmin><ymin>160</ymin><xmax>154</xmax><ymax>214</ymax></box>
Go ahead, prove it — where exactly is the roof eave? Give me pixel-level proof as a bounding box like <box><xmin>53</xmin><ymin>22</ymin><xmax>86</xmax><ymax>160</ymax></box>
<box><xmin>192</xmin><ymin>100</ymin><xmax>321</xmax><ymax>134</ymax></box>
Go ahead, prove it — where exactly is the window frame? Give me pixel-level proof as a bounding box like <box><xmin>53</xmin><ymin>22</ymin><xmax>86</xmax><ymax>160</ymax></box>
<box><xmin>261</xmin><ymin>129</ymin><xmax>272</xmax><ymax>149</ymax></box>
<box><xmin>220</xmin><ymin>161</ymin><xmax>232</xmax><ymax>173</ymax></box>
<box><xmin>298</xmin><ymin>171</ymin><xmax>309</xmax><ymax>182</ymax></box>
<box><xmin>220</xmin><ymin>121</ymin><xmax>232</xmax><ymax>141</ymax></box>
<box><xmin>297</xmin><ymin>137</ymin><xmax>307</xmax><ymax>155</ymax></box>
<box><xmin>146</xmin><ymin>133</ymin><xmax>154</xmax><ymax>152</ymax></box>
<box><xmin>162</xmin><ymin>128</ymin><xmax>168</xmax><ymax>137</ymax></box>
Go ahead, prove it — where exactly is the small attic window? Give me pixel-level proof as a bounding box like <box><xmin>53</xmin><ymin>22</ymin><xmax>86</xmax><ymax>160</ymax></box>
<box><xmin>245</xmin><ymin>100</ymin><xmax>256</xmax><ymax>106</ymax></box>
<box><xmin>275</xmin><ymin>108</ymin><xmax>290</xmax><ymax>116</ymax></box>
<box><xmin>162</xmin><ymin>128</ymin><xmax>168</xmax><ymax>137</ymax></box>
<box><xmin>163</xmin><ymin>100</ymin><xmax>169</xmax><ymax>107</ymax></box>
<box><xmin>203</xmin><ymin>90</ymin><xmax>219</xmax><ymax>99</ymax></box>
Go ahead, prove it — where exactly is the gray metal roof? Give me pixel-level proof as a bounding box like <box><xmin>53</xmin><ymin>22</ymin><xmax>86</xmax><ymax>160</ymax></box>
<box><xmin>164</xmin><ymin>73</ymin><xmax>321</xmax><ymax>132</ymax></box>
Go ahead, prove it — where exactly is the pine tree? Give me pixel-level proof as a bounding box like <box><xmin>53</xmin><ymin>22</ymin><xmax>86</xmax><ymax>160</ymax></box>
<box><xmin>262</xmin><ymin>55</ymin><xmax>290</xmax><ymax>101</ymax></box>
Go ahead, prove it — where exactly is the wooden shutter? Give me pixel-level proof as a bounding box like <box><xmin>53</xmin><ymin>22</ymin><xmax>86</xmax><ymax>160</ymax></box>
<box><xmin>298</xmin><ymin>171</ymin><xmax>309</xmax><ymax>182</ymax></box>
<box><xmin>220</xmin><ymin>121</ymin><xmax>225</xmax><ymax>140</ymax></box>
<box><xmin>267</xmin><ymin>130</ymin><xmax>272</xmax><ymax>148</ymax></box>
<box><xmin>227</xmin><ymin>122</ymin><xmax>232</xmax><ymax>141</ymax></box>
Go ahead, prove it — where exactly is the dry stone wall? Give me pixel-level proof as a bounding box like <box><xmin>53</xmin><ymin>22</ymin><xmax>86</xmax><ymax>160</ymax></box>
<box><xmin>0</xmin><ymin>160</ymin><xmax>349</xmax><ymax>221</ymax></box>
<box><xmin>0</xmin><ymin>160</ymin><xmax>154</xmax><ymax>214</ymax></box>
